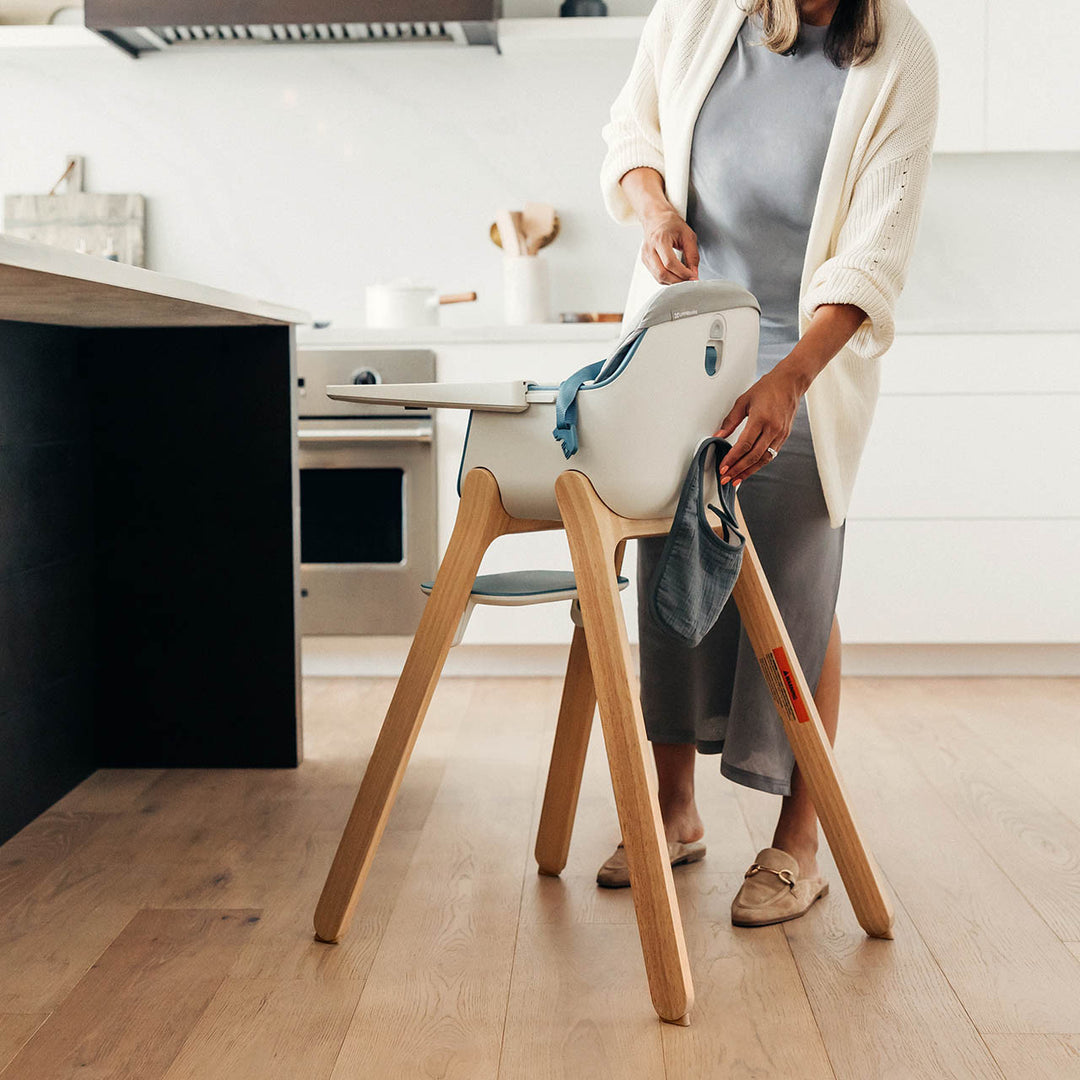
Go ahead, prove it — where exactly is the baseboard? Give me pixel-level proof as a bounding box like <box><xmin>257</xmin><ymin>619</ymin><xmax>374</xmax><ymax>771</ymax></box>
<box><xmin>840</xmin><ymin>644</ymin><xmax>1080</xmax><ymax>676</ymax></box>
<box><xmin>302</xmin><ymin>637</ymin><xmax>1080</xmax><ymax>678</ymax></box>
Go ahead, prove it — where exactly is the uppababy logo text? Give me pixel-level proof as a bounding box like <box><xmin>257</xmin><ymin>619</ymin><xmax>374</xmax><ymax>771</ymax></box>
<box><xmin>671</xmin><ymin>308</ymin><xmax>699</xmax><ymax>320</ymax></box>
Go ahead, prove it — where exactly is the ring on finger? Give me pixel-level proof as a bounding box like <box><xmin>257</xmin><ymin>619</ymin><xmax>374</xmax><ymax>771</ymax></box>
<box><xmin>766</xmin><ymin>446</ymin><xmax>778</xmax><ymax>460</ymax></box>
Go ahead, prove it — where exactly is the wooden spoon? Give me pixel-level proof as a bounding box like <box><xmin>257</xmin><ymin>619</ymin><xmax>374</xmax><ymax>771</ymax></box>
<box><xmin>521</xmin><ymin>202</ymin><xmax>556</xmax><ymax>255</ymax></box>
<box><xmin>490</xmin><ymin>213</ymin><xmax>560</xmax><ymax>252</ymax></box>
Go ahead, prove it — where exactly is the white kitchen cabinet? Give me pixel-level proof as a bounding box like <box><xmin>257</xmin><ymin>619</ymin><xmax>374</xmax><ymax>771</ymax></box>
<box><xmin>838</xmin><ymin>518</ymin><xmax>1079</xmax><ymax>642</ymax></box>
<box><xmin>986</xmin><ymin>0</ymin><xmax>1080</xmax><ymax>151</ymax></box>
<box><xmin>849</xmin><ymin>395</ymin><xmax>1079</xmax><ymax>520</ymax></box>
<box><xmin>839</xmin><ymin>330</ymin><xmax>1080</xmax><ymax>642</ymax></box>
<box><xmin>875</xmin><ymin>332</ymin><xmax>1080</xmax><ymax>394</ymax></box>
<box><xmin>910</xmin><ymin>0</ymin><xmax>1080</xmax><ymax>153</ymax></box>
<box><xmin>906</xmin><ymin>0</ymin><xmax>987</xmax><ymax>153</ymax></box>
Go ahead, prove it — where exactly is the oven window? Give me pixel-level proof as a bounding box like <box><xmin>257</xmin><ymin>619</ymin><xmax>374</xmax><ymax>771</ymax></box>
<box><xmin>301</xmin><ymin>468</ymin><xmax>404</xmax><ymax>564</ymax></box>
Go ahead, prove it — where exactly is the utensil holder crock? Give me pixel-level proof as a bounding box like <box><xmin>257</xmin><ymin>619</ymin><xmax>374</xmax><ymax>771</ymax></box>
<box><xmin>503</xmin><ymin>254</ymin><xmax>549</xmax><ymax>325</ymax></box>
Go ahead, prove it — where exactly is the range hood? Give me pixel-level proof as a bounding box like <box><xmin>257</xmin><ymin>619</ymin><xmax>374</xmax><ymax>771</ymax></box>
<box><xmin>84</xmin><ymin>0</ymin><xmax>500</xmax><ymax>55</ymax></box>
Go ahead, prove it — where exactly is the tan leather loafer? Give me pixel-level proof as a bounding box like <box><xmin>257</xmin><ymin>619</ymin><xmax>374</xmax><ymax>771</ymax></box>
<box><xmin>596</xmin><ymin>838</ymin><xmax>706</xmax><ymax>889</ymax></box>
<box><xmin>730</xmin><ymin>846</ymin><xmax>829</xmax><ymax>927</ymax></box>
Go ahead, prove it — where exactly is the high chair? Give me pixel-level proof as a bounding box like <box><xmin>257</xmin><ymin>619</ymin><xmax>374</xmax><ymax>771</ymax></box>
<box><xmin>313</xmin><ymin>280</ymin><xmax>894</xmax><ymax>1026</ymax></box>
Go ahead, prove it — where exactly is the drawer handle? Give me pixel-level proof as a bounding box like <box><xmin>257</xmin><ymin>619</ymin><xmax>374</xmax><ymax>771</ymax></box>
<box><xmin>298</xmin><ymin>425</ymin><xmax>432</xmax><ymax>444</ymax></box>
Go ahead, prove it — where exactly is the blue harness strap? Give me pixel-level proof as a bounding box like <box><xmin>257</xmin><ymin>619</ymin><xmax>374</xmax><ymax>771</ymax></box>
<box><xmin>552</xmin><ymin>359</ymin><xmax>605</xmax><ymax>459</ymax></box>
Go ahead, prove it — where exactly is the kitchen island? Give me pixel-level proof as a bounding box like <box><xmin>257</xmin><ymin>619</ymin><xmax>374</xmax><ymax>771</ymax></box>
<box><xmin>0</xmin><ymin>236</ymin><xmax>309</xmax><ymax>843</ymax></box>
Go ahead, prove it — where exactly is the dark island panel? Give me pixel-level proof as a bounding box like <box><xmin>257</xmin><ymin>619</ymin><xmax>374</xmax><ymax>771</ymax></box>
<box><xmin>0</xmin><ymin>322</ymin><xmax>97</xmax><ymax>841</ymax></box>
<box><xmin>0</xmin><ymin>319</ymin><xmax>302</xmax><ymax>845</ymax></box>
<box><xmin>83</xmin><ymin>324</ymin><xmax>302</xmax><ymax>769</ymax></box>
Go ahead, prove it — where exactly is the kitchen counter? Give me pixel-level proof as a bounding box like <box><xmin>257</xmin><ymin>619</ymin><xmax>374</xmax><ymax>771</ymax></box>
<box><xmin>297</xmin><ymin>317</ymin><xmax>1080</xmax><ymax>348</ymax></box>
<box><xmin>0</xmin><ymin>234</ymin><xmax>307</xmax><ymax>327</ymax></box>
<box><xmin>0</xmin><ymin>237</ymin><xmax>310</xmax><ymax>844</ymax></box>
<box><xmin>296</xmin><ymin>321</ymin><xmax>624</xmax><ymax>347</ymax></box>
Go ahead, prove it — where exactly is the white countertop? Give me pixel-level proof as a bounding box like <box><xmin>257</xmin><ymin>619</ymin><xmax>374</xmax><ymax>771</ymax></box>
<box><xmin>0</xmin><ymin>235</ymin><xmax>310</xmax><ymax>328</ymax></box>
<box><xmin>296</xmin><ymin>321</ymin><xmax>625</xmax><ymax>347</ymax></box>
<box><xmin>296</xmin><ymin>317</ymin><xmax>1080</xmax><ymax>348</ymax></box>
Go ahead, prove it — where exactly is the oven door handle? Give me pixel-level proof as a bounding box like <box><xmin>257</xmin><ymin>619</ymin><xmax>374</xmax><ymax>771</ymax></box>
<box><xmin>298</xmin><ymin>423</ymin><xmax>433</xmax><ymax>444</ymax></box>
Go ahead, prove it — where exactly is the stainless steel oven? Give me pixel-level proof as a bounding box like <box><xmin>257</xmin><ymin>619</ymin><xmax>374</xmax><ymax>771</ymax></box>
<box><xmin>297</xmin><ymin>348</ymin><xmax>437</xmax><ymax>635</ymax></box>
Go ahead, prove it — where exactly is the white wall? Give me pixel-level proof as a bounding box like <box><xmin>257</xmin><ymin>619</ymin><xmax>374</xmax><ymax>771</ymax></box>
<box><xmin>2</xmin><ymin>40</ymin><xmax>1079</xmax><ymax>332</ymax></box>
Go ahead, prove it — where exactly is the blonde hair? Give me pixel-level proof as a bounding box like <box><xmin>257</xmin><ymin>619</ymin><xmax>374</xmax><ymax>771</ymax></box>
<box><xmin>735</xmin><ymin>0</ymin><xmax>883</xmax><ymax>67</ymax></box>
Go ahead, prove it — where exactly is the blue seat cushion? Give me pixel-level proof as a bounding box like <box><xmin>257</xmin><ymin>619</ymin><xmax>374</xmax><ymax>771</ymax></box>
<box><xmin>420</xmin><ymin>569</ymin><xmax>629</xmax><ymax>600</ymax></box>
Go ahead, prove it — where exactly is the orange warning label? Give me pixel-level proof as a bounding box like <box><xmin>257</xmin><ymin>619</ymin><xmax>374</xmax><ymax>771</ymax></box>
<box><xmin>759</xmin><ymin>646</ymin><xmax>812</xmax><ymax>724</ymax></box>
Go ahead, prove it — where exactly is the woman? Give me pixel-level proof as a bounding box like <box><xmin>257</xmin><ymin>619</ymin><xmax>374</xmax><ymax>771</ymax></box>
<box><xmin>595</xmin><ymin>0</ymin><xmax>938</xmax><ymax>926</ymax></box>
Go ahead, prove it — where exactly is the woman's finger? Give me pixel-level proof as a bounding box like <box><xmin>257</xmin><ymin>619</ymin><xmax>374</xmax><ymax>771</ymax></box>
<box><xmin>725</xmin><ymin>431</ymin><xmax>784</xmax><ymax>484</ymax></box>
<box><xmin>721</xmin><ymin>427</ymin><xmax>777</xmax><ymax>483</ymax></box>
<box><xmin>730</xmin><ymin>455</ymin><xmax>769</xmax><ymax>484</ymax></box>
<box><xmin>639</xmin><ymin>241</ymin><xmax>656</xmax><ymax>273</ymax></box>
<box><xmin>641</xmin><ymin>245</ymin><xmax>671</xmax><ymax>284</ymax></box>
<box><xmin>642</xmin><ymin>243</ymin><xmax>684</xmax><ymax>285</ymax></box>
<box><xmin>657</xmin><ymin>240</ymin><xmax>695</xmax><ymax>281</ymax></box>
<box><xmin>679</xmin><ymin>229</ymin><xmax>700</xmax><ymax>277</ymax></box>
<box><xmin>654</xmin><ymin>262</ymin><xmax>683</xmax><ymax>284</ymax></box>
<box><xmin>718</xmin><ymin>421</ymin><xmax>764</xmax><ymax>477</ymax></box>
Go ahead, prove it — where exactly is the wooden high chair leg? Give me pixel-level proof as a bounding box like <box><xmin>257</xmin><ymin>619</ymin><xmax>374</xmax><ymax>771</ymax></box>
<box><xmin>555</xmin><ymin>470</ymin><xmax>694</xmax><ymax>1027</ymax></box>
<box><xmin>314</xmin><ymin>468</ymin><xmax>517</xmax><ymax>944</ymax></box>
<box><xmin>730</xmin><ymin>493</ymin><xmax>895</xmax><ymax>940</ymax></box>
<box><xmin>534</xmin><ymin>542</ymin><xmax>625</xmax><ymax>877</ymax></box>
<box><xmin>534</xmin><ymin>622</ymin><xmax>596</xmax><ymax>876</ymax></box>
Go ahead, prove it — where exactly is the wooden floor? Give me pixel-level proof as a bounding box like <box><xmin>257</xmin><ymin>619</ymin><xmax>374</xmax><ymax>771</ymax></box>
<box><xmin>1</xmin><ymin>676</ymin><xmax>1079</xmax><ymax>1078</ymax></box>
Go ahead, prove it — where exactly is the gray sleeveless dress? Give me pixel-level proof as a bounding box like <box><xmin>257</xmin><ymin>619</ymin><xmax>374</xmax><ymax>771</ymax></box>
<box><xmin>636</xmin><ymin>14</ymin><xmax>850</xmax><ymax>796</ymax></box>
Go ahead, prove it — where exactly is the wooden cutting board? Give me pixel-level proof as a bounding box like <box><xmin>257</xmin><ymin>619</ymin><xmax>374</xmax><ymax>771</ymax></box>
<box><xmin>3</xmin><ymin>156</ymin><xmax>146</xmax><ymax>266</ymax></box>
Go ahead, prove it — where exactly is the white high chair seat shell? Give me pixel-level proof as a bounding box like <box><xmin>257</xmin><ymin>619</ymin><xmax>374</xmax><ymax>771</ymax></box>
<box><xmin>458</xmin><ymin>280</ymin><xmax>760</xmax><ymax>521</ymax></box>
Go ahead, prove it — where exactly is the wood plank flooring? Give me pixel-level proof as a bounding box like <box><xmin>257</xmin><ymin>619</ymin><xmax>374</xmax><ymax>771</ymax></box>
<box><xmin>0</xmin><ymin>675</ymin><xmax>1078</xmax><ymax>1078</ymax></box>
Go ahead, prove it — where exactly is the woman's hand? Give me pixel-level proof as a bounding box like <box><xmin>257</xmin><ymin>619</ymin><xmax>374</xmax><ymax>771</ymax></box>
<box><xmin>640</xmin><ymin>208</ymin><xmax>699</xmax><ymax>284</ymax></box>
<box><xmin>712</xmin><ymin>303</ymin><xmax>871</xmax><ymax>485</ymax></box>
<box><xmin>615</xmin><ymin>167</ymin><xmax>699</xmax><ymax>284</ymax></box>
<box><xmin>713</xmin><ymin>366</ymin><xmax>803</xmax><ymax>485</ymax></box>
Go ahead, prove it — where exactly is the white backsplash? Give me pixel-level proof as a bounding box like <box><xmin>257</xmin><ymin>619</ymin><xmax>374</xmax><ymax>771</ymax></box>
<box><xmin>1</xmin><ymin>40</ymin><xmax>1078</xmax><ymax>331</ymax></box>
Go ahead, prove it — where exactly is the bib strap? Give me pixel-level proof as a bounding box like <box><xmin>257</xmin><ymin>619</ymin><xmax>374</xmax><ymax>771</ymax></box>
<box><xmin>700</xmin><ymin>438</ymin><xmax>742</xmax><ymax>543</ymax></box>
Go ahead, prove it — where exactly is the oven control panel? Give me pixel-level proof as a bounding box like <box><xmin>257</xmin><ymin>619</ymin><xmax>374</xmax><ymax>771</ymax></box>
<box><xmin>297</xmin><ymin>348</ymin><xmax>436</xmax><ymax>419</ymax></box>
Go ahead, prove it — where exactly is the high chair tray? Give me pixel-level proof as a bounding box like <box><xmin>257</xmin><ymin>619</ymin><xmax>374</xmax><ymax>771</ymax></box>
<box><xmin>326</xmin><ymin>381</ymin><xmax>557</xmax><ymax>413</ymax></box>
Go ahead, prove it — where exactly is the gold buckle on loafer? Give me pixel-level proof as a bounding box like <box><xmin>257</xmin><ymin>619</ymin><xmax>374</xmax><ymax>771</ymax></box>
<box><xmin>745</xmin><ymin>863</ymin><xmax>796</xmax><ymax>889</ymax></box>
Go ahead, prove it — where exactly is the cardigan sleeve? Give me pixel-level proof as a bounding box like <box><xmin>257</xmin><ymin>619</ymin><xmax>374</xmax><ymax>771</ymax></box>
<box><xmin>598</xmin><ymin>0</ymin><xmax>671</xmax><ymax>226</ymax></box>
<box><xmin>799</xmin><ymin>23</ymin><xmax>940</xmax><ymax>360</ymax></box>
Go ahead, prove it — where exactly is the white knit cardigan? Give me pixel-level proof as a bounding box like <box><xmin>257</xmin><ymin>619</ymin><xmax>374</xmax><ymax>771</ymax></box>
<box><xmin>599</xmin><ymin>0</ymin><xmax>939</xmax><ymax>527</ymax></box>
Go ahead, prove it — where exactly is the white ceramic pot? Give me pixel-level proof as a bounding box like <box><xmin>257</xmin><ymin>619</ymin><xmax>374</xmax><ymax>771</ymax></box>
<box><xmin>365</xmin><ymin>279</ymin><xmax>441</xmax><ymax>328</ymax></box>
<box><xmin>502</xmin><ymin>254</ymin><xmax>549</xmax><ymax>325</ymax></box>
